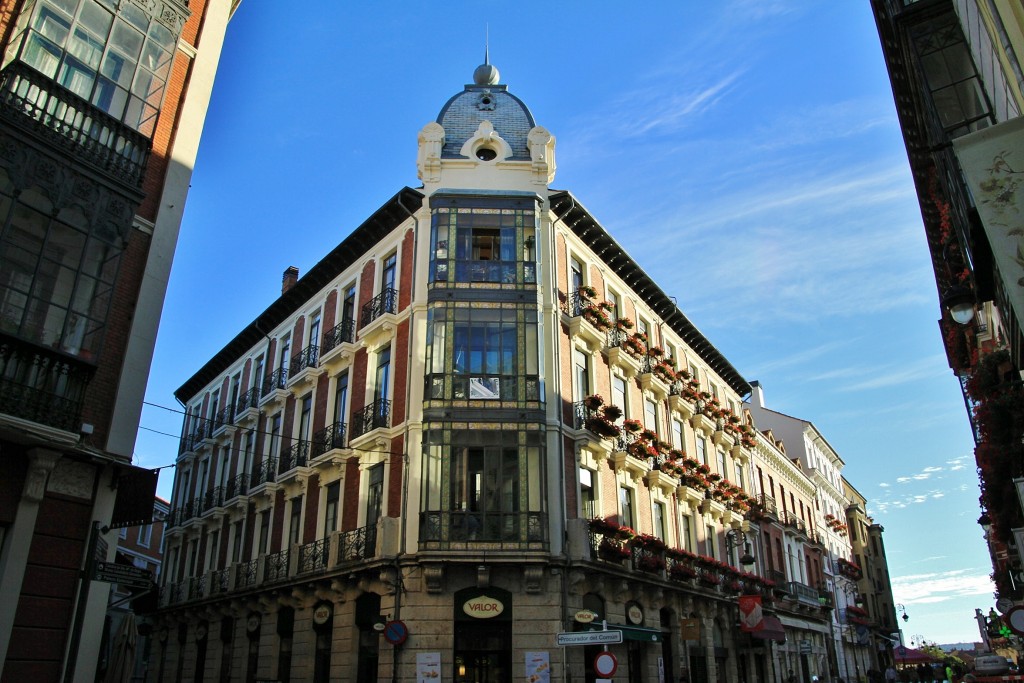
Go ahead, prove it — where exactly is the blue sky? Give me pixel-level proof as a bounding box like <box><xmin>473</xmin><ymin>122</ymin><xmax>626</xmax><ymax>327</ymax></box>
<box><xmin>133</xmin><ymin>1</ymin><xmax>989</xmax><ymax>644</ymax></box>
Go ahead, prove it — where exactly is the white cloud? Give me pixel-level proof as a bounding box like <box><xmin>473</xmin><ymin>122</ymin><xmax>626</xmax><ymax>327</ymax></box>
<box><xmin>892</xmin><ymin>569</ymin><xmax>993</xmax><ymax>605</ymax></box>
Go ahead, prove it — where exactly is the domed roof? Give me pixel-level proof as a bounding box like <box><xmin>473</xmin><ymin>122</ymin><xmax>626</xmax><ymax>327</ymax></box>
<box><xmin>436</xmin><ymin>61</ymin><xmax>536</xmax><ymax>161</ymax></box>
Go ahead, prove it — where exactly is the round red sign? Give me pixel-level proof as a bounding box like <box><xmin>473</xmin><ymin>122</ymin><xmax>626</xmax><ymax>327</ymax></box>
<box><xmin>594</xmin><ymin>651</ymin><xmax>618</xmax><ymax>678</ymax></box>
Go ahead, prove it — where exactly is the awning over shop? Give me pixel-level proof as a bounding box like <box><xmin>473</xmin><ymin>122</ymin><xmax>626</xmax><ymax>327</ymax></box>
<box><xmin>585</xmin><ymin>623</ymin><xmax>664</xmax><ymax>642</ymax></box>
<box><xmin>752</xmin><ymin>616</ymin><xmax>786</xmax><ymax>643</ymax></box>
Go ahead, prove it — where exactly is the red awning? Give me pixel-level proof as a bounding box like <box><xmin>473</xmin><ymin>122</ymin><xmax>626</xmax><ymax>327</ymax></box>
<box><xmin>752</xmin><ymin>616</ymin><xmax>785</xmax><ymax>643</ymax></box>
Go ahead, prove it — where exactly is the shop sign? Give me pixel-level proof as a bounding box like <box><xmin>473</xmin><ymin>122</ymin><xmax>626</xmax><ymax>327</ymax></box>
<box><xmin>627</xmin><ymin>603</ymin><xmax>644</xmax><ymax>625</ymax></box>
<box><xmin>574</xmin><ymin>609</ymin><xmax>598</xmax><ymax>624</ymax></box>
<box><xmin>463</xmin><ymin>594</ymin><xmax>504</xmax><ymax>619</ymax></box>
<box><xmin>312</xmin><ymin>602</ymin><xmax>333</xmax><ymax>627</ymax></box>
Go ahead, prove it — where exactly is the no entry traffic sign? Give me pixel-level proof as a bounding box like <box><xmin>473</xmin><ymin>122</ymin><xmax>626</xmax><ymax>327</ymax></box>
<box><xmin>383</xmin><ymin>620</ymin><xmax>408</xmax><ymax>646</ymax></box>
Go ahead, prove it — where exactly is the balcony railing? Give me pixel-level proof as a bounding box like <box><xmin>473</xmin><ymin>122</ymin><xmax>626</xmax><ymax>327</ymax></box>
<box><xmin>201</xmin><ymin>486</ymin><xmax>224</xmax><ymax>513</ymax></box>
<box><xmin>0</xmin><ymin>61</ymin><xmax>150</xmax><ymax>188</ymax></box>
<box><xmin>0</xmin><ymin>334</ymin><xmax>93</xmax><ymax>432</ymax></box>
<box><xmin>264</xmin><ymin>549</ymin><xmax>290</xmax><ymax>583</ymax></box>
<box><xmin>188</xmin><ymin>575</ymin><xmax>206</xmax><ymax>601</ymax></box>
<box><xmin>298</xmin><ymin>538</ymin><xmax>330</xmax><ymax>573</ymax></box>
<box><xmin>757</xmin><ymin>494</ymin><xmax>778</xmax><ymax>517</ymax></box>
<box><xmin>261</xmin><ymin>367</ymin><xmax>288</xmax><ymax>397</ymax></box>
<box><xmin>289</xmin><ymin>345</ymin><xmax>319</xmax><ymax>376</ymax></box>
<box><xmin>785</xmin><ymin>581</ymin><xmax>823</xmax><ymax>606</ymax></box>
<box><xmin>564</xmin><ymin>290</ymin><xmax>590</xmax><ymax>317</ymax></box>
<box><xmin>236</xmin><ymin>559</ymin><xmax>257</xmax><ymax>589</ymax></box>
<box><xmin>419</xmin><ymin>510</ymin><xmax>547</xmax><ymax>547</ymax></box>
<box><xmin>252</xmin><ymin>457</ymin><xmax>278</xmax><ymax>487</ymax></box>
<box><xmin>338</xmin><ymin>524</ymin><xmax>377</xmax><ymax>562</ymax></box>
<box><xmin>311</xmin><ymin>422</ymin><xmax>346</xmax><ymax>457</ymax></box>
<box><xmin>321</xmin><ymin>319</ymin><xmax>356</xmax><ymax>355</ymax></box>
<box><xmin>224</xmin><ymin>473</ymin><xmax>249</xmax><ymax>500</ymax></box>
<box><xmin>235</xmin><ymin>387</ymin><xmax>260</xmax><ymax>415</ymax></box>
<box><xmin>211</xmin><ymin>568</ymin><xmax>229</xmax><ymax>596</ymax></box>
<box><xmin>361</xmin><ymin>287</ymin><xmax>398</xmax><ymax>328</ymax></box>
<box><xmin>350</xmin><ymin>399</ymin><xmax>391</xmax><ymax>439</ymax></box>
<box><xmin>279</xmin><ymin>440</ymin><xmax>309</xmax><ymax>473</ymax></box>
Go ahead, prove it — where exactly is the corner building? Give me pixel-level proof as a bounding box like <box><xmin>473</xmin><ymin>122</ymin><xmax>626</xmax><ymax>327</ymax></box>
<box><xmin>157</xmin><ymin>62</ymin><xmax>842</xmax><ymax>683</ymax></box>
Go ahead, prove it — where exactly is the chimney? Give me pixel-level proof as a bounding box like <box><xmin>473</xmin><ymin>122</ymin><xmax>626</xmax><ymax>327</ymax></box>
<box><xmin>749</xmin><ymin>380</ymin><xmax>765</xmax><ymax>408</ymax></box>
<box><xmin>282</xmin><ymin>266</ymin><xmax>299</xmax><ymax>294</ymax></box>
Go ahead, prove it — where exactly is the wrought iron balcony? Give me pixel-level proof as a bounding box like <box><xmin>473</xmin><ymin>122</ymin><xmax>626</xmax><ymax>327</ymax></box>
<box><xmin>361</xmin><ymin>287</ymin><xmax>398</xmax><ymax>328</ymax></box>
<box><xmin>210</xmin><ymin>568</ymin><xmax>229</xmax><ymax>596</ymax></box>
<box><xmin>321</xmin><ymin>318</ymin><xmax>356</xmax><ymax>354</ymax></box>
<box><xmin>338</xmin><ymin>524</ymin><xmax>377</xmax><ymax>562</ymax></box>
<box><xmin>200</xmin><ymin>486</ymin><xmax>224</xmax><ymax>513</ymax></box>
<box><xmin>236</xmin><ymin>559</ymin><xmax>257</xmax><ymax>589</ymax></box>
<box><xmin>785</xmin><ymin>580</ymin><xmax>823</xmax><ymax>606</ymax></box>
<box><xmin>418</xmin><ymin>510</ymin><xmax>548</xmax><ymax>547</ymax></box>
<box><xmin>0</xmin><ymin>334</ymin><xmax>93</xmax><ymax>433</ymax></box>
<box><xmin>279</xmin><ymin>440</ymin><xmax>309</xmax><ymax>473</ymax></box>
<box><xmin>264</xmin><ymin>549</ymin><xmax>290</xmax><ymax>583</ymax></box>
<box><xmin>757</xmin><ymin>493</ymin><xmax>778</xmax><ymax>518</ymax></box>
<box><xmin>564</xmin><ymin>290</ymin><xmax>590</xmax><ymax>317</ymax></box>
<box><xmin>289</xmin><ymin>344</ymin><xmax>319</xmax><ymax>376</ymax></box>
<box><xmin>224</xmin><ymin>473</ymin><xmax>248</xmax><ymax>500</ymax></box>
<box><xmin>310</xmin><ymin>422</ymin><xmax>346</xmax><ymax>458</ymax></box>
<box><xmin>252</xmin><ymin>457</ymin><xmax>278</xmax><ymax>487</ymax></box>
<box><xmin>235</xmin><ymin>387</ymin><xmax>259</xmax><ymax>415</ymax></box>
<box><xmin>0</xmin><ymin>61</ymin><xmax>150</xmax><ymax>188</ymax></box>
<box><xmin>261</xmin><ymin>367</ymin><xmax>288</xmax><ymax>397</ymax></box>
<box><xmin>187</xmin><ymin>574</ymin><xmax>205</xmax><ymax>601</ymax></box>
<box><xmin>350</xmin><ymin>399</ymin><xmax>391</xmax><ymax>439</ymax></box>
<box><xmin>298</xmin><ymin>538</ymin><xmax>330</xmax><ymax>573</ymax></box>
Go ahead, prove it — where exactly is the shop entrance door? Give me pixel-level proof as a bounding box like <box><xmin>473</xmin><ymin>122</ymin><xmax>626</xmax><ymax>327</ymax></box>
<box><xmin>454</xmin><ymin>620</ymin><xmax>511</xmax><ymax>683</ymax></box>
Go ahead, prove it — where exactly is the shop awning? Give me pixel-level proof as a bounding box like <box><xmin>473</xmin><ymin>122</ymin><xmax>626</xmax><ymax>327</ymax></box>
<box><xmin>586</xmin><ymin>623</ymin><xmax>664</xmax><ymax>642</ymax></box>
<box><xmin>751</xmin><ymin>616</ymin><xmax>785</xmax><ymax>643</ymax></box>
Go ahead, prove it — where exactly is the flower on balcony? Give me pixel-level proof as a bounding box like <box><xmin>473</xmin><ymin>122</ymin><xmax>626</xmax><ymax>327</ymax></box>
<box><xmin>633</xmin><ymin>533</ymin><xmax>667</xmax><ymax>553</ymax></box>
<box><xmin>627</xmin><ymin>439</ymin><xmax>659</xmax><ymax>460</ymax></box>
<box><xmin>598</xmin><ymin>538</ymin><xmax>631</xmax><ymax>562</ymax></box>
<box><xmin>582</xmin><ymin>302</ymin><xmax>614</xmax><ymax>331</ymax></box>
<box><xmin>589</xmin><ymin>517</ymin><xmax>619</xmax><ymax>535</ymax></box>
<box><xmin>585</xmin><ymin>414</ymin><xmax>621</xmax><ymax>439</ymax></box>
<box><xmin>680</xmin><ymin>473</ymin><xmax>710</xmax><ymax>491</ymax></box>
<box><xmin>636</xmin><ymin>553</ymin><xmax>667</xmax><ymax>573</ymax></box>
<box><xmin>639</xmin><ymin>428</ymin><xmax>659</xmax><ymax>443</ymax></box>
<box><xmin>583</xmin><ymin>394</ymin><xmax>604</xmax><ymax>411</ymax></box>
<box><xmin>653</xmin><ymin>359</ymin><xmax>678</xmax><ymax>383</ymax></box>
<box><xmin>622</xmin><ymin>332</ymin><xmax>647</xmax><ymax>359</ymax></box>
<box><xmin>578</xmin><ymin>284</ymin><xmax>597</xmax><ymax>299</ymax></box>
<box><xmin>666</xmin><ymin>547</ymin><xmax>697</xmax><ymax>562</ymax></box>
<box><xmin>669</xmin><ymin>563</ymin><xmax>698</xmax><ymax>581</ymax></box>
<box><xmin>647</xmin><ymin>345</ymin><xmax>665</xmax><ymax>358</ymax></box>
<box><xmin>622</xmin><ymin>419</ymin><xmax>643</xmax><ymax>433</ymax></box>
<box><xmin>615</xmin><ymin>317</ymin><xmax>634</xmax><ymax>331</ymax></box>
<box><xmin>698</xmin><ymin>571</ymin><xmax>722</xmax><ymax>587</ymax></box>
<box><xmin>656</xmin><ymin>460</ymin><xmax>685</xmax><ymax>478</ymax></box>
<box><xmin>724</xmin><ymin>579</ymin><xmax>743</xmax><ymax>593</ymax></box>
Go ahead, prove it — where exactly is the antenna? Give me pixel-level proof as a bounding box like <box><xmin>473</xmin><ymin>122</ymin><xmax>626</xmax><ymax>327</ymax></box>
<box><xmin>485</xmin><ymin>24</ymin><xmax>490</xmax><ymax>65</ymax></box>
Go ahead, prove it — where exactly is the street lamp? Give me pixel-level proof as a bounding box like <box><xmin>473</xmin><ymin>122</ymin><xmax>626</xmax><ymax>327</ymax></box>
<box><xmin>942</xmin><ymin>285</ymin><xmax>976</xmax><ymax>325</ymax></box>
<box><xmin>896</xmin><ymin>604</ymin><xmax>909</xmax><ymax>623</ymax></box>
<box><xmin>725</xmin><ymin>529</ymin><xmax>755</xmax><ymax>569</ymax></box>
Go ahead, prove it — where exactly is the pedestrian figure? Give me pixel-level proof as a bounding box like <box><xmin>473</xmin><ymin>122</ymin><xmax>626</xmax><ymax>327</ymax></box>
<box><xmin>885</xmin><ymin>666</ymin><xmax>898</xmax><ymax>683</ymax></box>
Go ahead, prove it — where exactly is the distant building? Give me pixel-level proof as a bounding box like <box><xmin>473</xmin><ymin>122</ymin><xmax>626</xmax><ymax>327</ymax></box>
<box><xmin>746</xmin><ymin>383</ymin><xmax>898</xmax><ymax>678</ymax></box>
<box><xmin>101</xmin><ymin>497</ymin><xmax>169</xmax><ymax>681</ymax></box>
<box><xmin>871</xmin><ymin>0</ymin><xmax>1024</xmax><ymax>609</ymax></box>
<box><xmin>0</xmin><ymin>0</ymin><xmax>236</xmax><ymax>680</ymax></box>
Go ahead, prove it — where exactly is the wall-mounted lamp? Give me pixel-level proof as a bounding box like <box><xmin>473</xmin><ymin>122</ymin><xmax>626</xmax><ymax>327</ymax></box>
<box><xmin>725</xmin><ymin>529</ymin><xmax>755</xmax><ymax>569</ymax></box>
<box><xmin>942</xmin><ymin>285</ymin><xmax>976</xmax><ymax>325</ymax></box>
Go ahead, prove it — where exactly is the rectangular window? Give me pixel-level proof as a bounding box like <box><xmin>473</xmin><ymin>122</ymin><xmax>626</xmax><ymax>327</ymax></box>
<box><xmin>138</xmin><ymin>523</ymin><xmax>152</xmax><ymax>547</ymax></box>
<box><xmin>381</xmin><ymin>253</ymin><xmax>397</xmax><ymax>292</ymax></box>
<box><xmin>672</xmin><ymin>419</ymin><xmax>684</xmax><ymax>450</ymax></box>
<box><xmin>277</xmin><ymin>336</ymin><xmax>290</xmax><ymax>371</ymax></box>
<box><xmin>289</xmin><ymin>496</ymin><xmax>303</xmax><ymax>547</ymax></box>
<box><xmin>308</xmin><ymin>313</ymin><xmax>321</xmax><ymax>349</ymax></box>
<box><xmin>735</xmin><ymin>462</ymin><xmax>744</xmax><ymax>489</ymax></box>
<box><xmin>706</xmin><ymin>525</ymin><xmax>717</xmax><ymax>559</ymax></box>
<box><xmin>612</xmin><ymin>376</ymin><xmax>626</xmax><ymax>420</ymax></box>
<box><xmin>207</xmin><ymin>530</ymin><xmax>219</xmax><ymax>571</ymax></box>
<box><xmin>619</xmin><ymin>487</ymin><xmax>635</xmax><ymax>528</ymax></box>
<box><xmin>333</xmin><ymin>372</ymin><xmax>349</xmax><ymax>427</ymax></box>
<box><xmin>298</xmin><ymin>394</ymin><xmax>312</xmax><ymax>442</ymax></box>
<box><xmin>570</xmin><ymin>257</ymin><xmax>583</xmax><ymax>293</ymax></box>
<box><xmin>232</xmin><ymin>520</ymin><xmax>244</xmax><ymax>562</ymax></box>
<box><xmin>375</xmin><ymin>348</ymin><xmax>391</xmax><ymax>404</ymax></box>
<box><xmin>696</xmin><ymin>436</ymin><xmax>707</xmax><ymax>465</ymax></box>
<box><xmin>580</xmin><ymin>468</ymin><xmax>596</xmax><ymax>519</ymax></box>
<box><xmin>252</xmin><ymin>354</ymin><xmax>265</xmax><ymax>390</ymax></box>
<box><xmin>258</xmin><ymin>511</ymin><xmax>270</xmax><ymax>555</ymax></box>
<box><xmin>429</xmin><ymin>201</ymin><xmax>536</xmax><ymax>285</ymax></box>
<box><xmin>342</xmin><ymin>284</ymin><xmax>356</xmax><ymax>322</ymax></box>
<box><xmin>268</xmin><ymin>414</ymin><xmax>282</xmax><ymax>460</ymax></box>
<box><xmin>644</xmin><ymin>398</ymin><xmax>658</xmax><ymax>432</ymax></box>
<box><xmin>574</xmin><ymin>348</ymin><xmax>589</xmax><ymax>403</ymax></box>
<box><xmin>680</xmin><ymin>514</ymin><xmax>691</xmax><ymax>551</ymax></box>
<box><xmin>323</xmin><ymin>481</ymin><xmax>339</xmax><ymax>538</ymax></box>
<box><xmin>366</xmin><ymin>463</ymin><xmax>384</xmax><ymax>527</ymax></box>
<box><xmin>653</xmin><ymin>502</ymin><xmax>666</xmax><ymax>540</ymax></box>
<box><xmin>717</xmin><ymin>450</ymin><xmax>728</xmax><ymax>480</ymax></box>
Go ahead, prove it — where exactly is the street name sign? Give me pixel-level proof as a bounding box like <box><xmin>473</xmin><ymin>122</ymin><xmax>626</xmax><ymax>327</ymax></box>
<box><xmin>94</xmin><ymin>562</ymin><xmax>153</xmax><ymax>588</ymax></box>
<box><xmin>556</xmin><ymin>631</ymin><xmax>623</xmax><ymax>646</ymax></box>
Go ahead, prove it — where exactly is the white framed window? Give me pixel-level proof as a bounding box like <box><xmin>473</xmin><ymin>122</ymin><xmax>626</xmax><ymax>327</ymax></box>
<box><xmin>138</xmin><ymin>524</ymin><xmax>152</xmax><ymax>548</ymax></box>
<box><xmin>672</xmin><ymin>419</ymin><xmax>684</xmax><ymax>450</ymax></box>
<box><xmin>643</xmin><ymin>397</ymin><xmax>657</xmax><ymax>432</ymax></box>
<box><xmin>612</xmin><ymin>376</ymin><xmax>627</xmax><ymax>420</ymax></box>
<box><xmin>580</xmin><ymin>467</ymin><xmax>597</xmax><ymax>519</ymax></box>
<box><xmin>619</xmin><ymin>486</ymin><xmax>635</xmax><ymax>528</ymax></box>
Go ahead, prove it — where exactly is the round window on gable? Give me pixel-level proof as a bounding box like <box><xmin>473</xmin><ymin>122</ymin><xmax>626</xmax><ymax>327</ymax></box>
<box><xmin>476</xmin><ymin>146</ymin><xmax>497</xmax><ymax>161</ymax></box>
